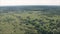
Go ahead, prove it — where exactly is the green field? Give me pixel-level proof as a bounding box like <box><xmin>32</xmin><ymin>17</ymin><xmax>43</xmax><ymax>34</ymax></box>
<box><xmin>0</xmin><ymin>6</ymin><xmax>60</xmax><ymax>34</ymax></box>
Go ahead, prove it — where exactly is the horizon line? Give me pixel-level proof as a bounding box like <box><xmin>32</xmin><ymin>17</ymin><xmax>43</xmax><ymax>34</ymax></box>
<box><xmin>0</xmin><ymin>5</ymin><xmax>60</xmax><ymax>6</ymax></box>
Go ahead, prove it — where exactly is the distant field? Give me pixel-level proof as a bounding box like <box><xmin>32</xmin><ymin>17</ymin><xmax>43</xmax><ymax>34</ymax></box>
<box><xmin>0</xmin><ymin>6</ymin><xmax>60</xmax><ymax>34</ymax></box>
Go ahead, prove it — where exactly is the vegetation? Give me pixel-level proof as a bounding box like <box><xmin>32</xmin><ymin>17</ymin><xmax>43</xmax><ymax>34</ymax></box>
<box><xmin>0</xmin><ymin>6</ymin><xmax>60</xmax><ymax>34</ymax></box>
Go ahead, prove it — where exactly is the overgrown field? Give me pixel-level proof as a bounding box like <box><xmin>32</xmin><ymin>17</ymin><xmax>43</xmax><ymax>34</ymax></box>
<box><xmin>0</xmin><ymin>11</ymin><xmax>60</xmax><ymax>34</ymax></box>
<box><xmin>0</xmin><ymin>6</ymin><xmax>60</xmax><ymax>34</ymax></box>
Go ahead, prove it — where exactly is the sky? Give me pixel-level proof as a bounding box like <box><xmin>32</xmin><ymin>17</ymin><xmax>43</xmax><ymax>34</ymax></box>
<box><xmin>0</xmin><ymin>0</ymin><xmax>60</xmax><ymax>6</ymax></box>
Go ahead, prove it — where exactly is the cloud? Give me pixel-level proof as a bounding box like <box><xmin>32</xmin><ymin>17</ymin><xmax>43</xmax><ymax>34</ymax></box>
<box><xmin>0</xmin><ymin>0</ymin><xmax>60</xmax><ymax>6</ymax></box>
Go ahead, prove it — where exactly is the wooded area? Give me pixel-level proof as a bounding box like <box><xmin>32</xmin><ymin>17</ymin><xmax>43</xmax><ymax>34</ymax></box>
<box><xmin>0</xmin><ymin>6</ymin><xmax>60</xmax><ymax>34</ymax></box>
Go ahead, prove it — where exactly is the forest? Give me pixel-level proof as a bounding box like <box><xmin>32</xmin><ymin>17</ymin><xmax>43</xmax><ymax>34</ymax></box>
<box><xmin>0</xmin><ymin>6</ymin><xmax>60</xmax><ymax>34</ymax></box>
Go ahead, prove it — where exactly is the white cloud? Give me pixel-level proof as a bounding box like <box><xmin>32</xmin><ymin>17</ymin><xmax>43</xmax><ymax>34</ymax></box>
<box><xmin>0</xmin><ymin>0</ymin><xmax>60</xmax><ymax>6</ymax></box>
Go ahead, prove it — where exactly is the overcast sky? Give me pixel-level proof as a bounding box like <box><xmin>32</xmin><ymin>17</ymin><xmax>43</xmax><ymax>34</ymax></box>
<box><xmin>0</xmin><ymin>0</ymin><xmax>60</xmax><ymax>6</ymax></box>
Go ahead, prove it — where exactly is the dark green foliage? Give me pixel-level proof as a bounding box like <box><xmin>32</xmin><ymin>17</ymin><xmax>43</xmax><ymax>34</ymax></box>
<box><xmin>0</xmin><ymin>6</ymin><xmax>60</xmax><ymax>34</ymax></box>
